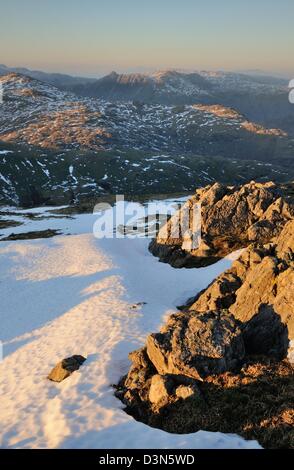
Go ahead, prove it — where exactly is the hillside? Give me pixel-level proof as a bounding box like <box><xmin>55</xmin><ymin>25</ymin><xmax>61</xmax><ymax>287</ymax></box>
<box><xmin>0</xmin><ymin>63</ymin><xmax>95</xmax><ymax>89</ymax></box>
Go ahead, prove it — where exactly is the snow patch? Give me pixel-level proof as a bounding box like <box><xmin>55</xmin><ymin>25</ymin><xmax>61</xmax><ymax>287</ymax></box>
<box><xmin>0</xmin><ymin>211</ymin><xmax>261</xmax><ymax>449</ymax></box>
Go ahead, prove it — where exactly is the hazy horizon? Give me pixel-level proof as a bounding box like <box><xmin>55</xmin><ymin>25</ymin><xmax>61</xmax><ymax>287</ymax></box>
<box><xmin>1</xmin><ymin>62</ymin><xmax>293</xmax><ymax>80</ymax></box>
<box><xmin>1</xmin><ymin>0</ymin><xmax>293</xmax><ymax>78</ymax></box>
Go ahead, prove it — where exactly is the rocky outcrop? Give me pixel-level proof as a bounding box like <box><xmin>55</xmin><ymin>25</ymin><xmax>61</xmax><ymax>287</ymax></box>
<box><xmin>188</xmin><ymin>219</ymin><xmax>294</xmax><ymax>356</ymax></box>
<box><xmin>2</xmin><ymin>229</ymin><xmax>61</xmax><ymax>241</ymax></box>
<box><xmin>117</xmin><ymin>181</ymin><xmax>294</xmax><ymax>448</ymax></box>
<box><xmin>48</xmin><ymin>355</ymin><xmax>86</xmax><ymax>382</ymax></box>
<box><xmin>149</xmin><ymin>181</ymin><xmax>294</xmax><ymax>268</ymax></box>
<box><xmin>116</xmin><ymin>311</ymin><xmax>245</xmax><ymax>412</ymax></box>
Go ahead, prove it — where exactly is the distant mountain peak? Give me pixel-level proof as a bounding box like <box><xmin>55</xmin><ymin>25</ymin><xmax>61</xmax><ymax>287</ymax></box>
<box><xmin>100</xmin><ymin>71</ymin><xmax>152</xmax><ymax>86</ymax></box>
<box><xmin>108</xmin><ymin>71</ymin><xmax>119</xmax><ymax>78</ymax></box>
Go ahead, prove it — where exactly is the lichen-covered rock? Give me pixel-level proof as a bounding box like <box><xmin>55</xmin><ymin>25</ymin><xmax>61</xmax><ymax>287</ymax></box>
<box><xmin>146</xmin><ymin>310</ymin><xmax>245</xmax><ymax>379</ymax></box>
<box><xmin>47</xmin><ymin>355</ymin><xmax>86</xmax><ymax>382</ymax></box>
<box><xmin>149</xmin><ymin>181</ymin><xmax>294</xmax><ymax>268</ymax></box>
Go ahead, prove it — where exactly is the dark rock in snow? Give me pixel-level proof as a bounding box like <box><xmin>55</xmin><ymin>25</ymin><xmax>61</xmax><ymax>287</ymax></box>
<box><xmin>48</xmin><ymin>355</ymin><xmax>86</xmax><ymax>382</ymax></box>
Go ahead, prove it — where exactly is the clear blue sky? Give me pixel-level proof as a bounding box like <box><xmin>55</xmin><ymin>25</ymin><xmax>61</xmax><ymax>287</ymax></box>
<box><xmin>0</xmin><ymin>0</ymin><xmax>293</xmax><ymax>77</ymax></box>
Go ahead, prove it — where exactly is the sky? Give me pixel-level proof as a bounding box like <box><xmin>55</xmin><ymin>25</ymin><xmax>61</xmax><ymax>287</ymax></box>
<box><xmin>0</xmin><ymin>0</ymin><xmax>293</xmax><ymax>78</ymax></box>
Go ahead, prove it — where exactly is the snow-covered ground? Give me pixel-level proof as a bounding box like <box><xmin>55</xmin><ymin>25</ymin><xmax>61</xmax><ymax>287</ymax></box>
<box><xmin>0</xmin><ymin>206</ymin><xmax>261</xmax><ymax>449</ymax></box>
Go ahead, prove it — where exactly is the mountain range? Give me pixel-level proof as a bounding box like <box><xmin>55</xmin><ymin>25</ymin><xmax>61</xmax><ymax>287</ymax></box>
<box><xmin>1</xmin><ymin>64</ymin><xmax>293</xmax><ymax>135</ymax></box>
<box><xmin>0</xmin><ymin>69</ymin><xmax>293</xmax><ymax>207</ymax></box>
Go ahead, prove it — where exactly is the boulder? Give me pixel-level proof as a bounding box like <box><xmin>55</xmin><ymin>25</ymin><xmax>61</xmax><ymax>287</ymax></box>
<box><xmin>48</xmin><ymin>355</ymin><xmax>86</xmax><ymax>382</ymax></box>
<box><xmin>146</xmin><ymin>311</ymin><xmax>245</xmax><ymax>379</ymax></box>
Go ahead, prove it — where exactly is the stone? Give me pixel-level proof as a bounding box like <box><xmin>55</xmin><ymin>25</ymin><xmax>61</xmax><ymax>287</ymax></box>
<box><xmin>146</xmin><ymin>310</ymin><xmax>245</xmax><ymax>379</ymax></box>
<box><xmin>130</xmin><ymin>302</ymin><xmax>147</xmax><ymax>310</ymax></box>
<box><xmin>48</xmin><ymin>355</ymin><xmax>86</xmax><ymax>382</ymax></box>
<box><xmin>149</xmin><ymin>374</ymin><xmax>173</xmax><ymax>405</ymax></box>
<box><xmin>128</xmin><ymin>347</ymin><xmax>150</xmax><ymax>368</ymax></box>
<box><xmin>175</xmin><ymin>385</ymin><xmax>196</xmax><ymax>399</ymax></box>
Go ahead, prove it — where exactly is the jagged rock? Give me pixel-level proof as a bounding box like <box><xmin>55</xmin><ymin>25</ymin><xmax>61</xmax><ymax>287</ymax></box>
<box><xmin>146</xmin><ymin>311</ymin><xmax>245</xmax><ymax>379</ymax></box>
<box><xmin>121</xmin><ymin>347</ymin><xmax>156</xmax><ymax>404</ymax></box>
<box><xmin>47</xmin><ymin>355</ymin><xmax>86</xmax><ymax>382</ymax></box>
<box><xmin>150</xmin><ymin>181</ymin><xmax>294</xmax><ymax>268</ymax></box>
<box><xmin>189</xmin><ymin>220</ymin><xmax>294</xmax><ymax>358</ymax></box>
<box><xmin>128</xmin><ymin>347</ymin><xmax>150</xmax><ymax>368</ymax></box>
